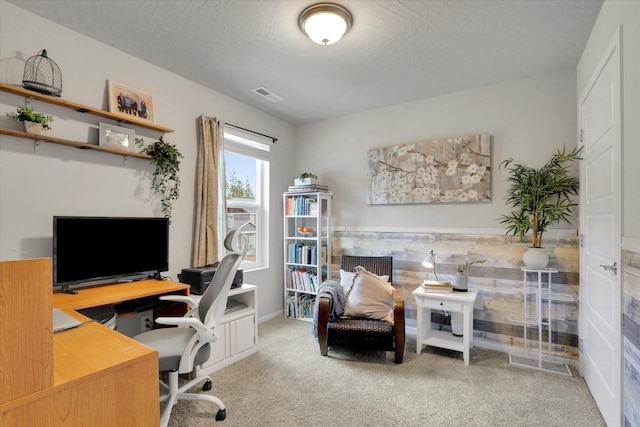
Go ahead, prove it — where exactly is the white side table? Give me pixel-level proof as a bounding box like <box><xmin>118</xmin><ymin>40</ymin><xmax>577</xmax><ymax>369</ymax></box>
<box><xmin>412</xmin><ymin>287</ymin><xmax>478</xmax><ymax>365</ymax></box>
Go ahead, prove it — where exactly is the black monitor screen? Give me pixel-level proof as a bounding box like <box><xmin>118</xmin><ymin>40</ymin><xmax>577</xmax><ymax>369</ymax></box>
<box><xmin>53</xmin><ymin>216</ymin><xmax>169</xmax><ymax>289</ymax></box>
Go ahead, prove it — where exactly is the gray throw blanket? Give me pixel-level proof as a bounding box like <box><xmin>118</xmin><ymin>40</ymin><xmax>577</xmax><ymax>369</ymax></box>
<box><xmin>312</xmin><ymin>280</ymin><xmax>345</xmax><ymax>339</ymax></box>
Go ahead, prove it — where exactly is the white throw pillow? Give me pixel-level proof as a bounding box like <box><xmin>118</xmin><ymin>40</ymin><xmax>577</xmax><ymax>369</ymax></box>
<box><xmin>339</xmin><ymin>269</ymin><xmax>357</xmax><ymax>291</ymax></box>
<box><xmin>340</xmin><ymin>268</ymin><xmax>389</xmax><ymax>293</ymax></box>
<box><xmin>343</xmin><ymin>266</ymin><xmax>394</xmax><ymax>324</ymax></box>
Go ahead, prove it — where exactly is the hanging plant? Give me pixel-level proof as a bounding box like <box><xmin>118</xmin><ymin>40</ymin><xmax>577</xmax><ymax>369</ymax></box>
<box><xmin>136</xmin><ymin>137</ymin><xmax>183</xmax><ymax>219</ymax></box>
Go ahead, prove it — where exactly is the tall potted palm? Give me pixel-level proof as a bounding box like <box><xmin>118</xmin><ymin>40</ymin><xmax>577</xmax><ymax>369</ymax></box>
<box><xmin>499</xmin><ymin>145</ymin><xmax>582</xmax><ymax>268</ymax></box>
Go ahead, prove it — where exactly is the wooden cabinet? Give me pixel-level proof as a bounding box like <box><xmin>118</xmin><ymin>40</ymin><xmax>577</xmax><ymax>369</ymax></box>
<box><xmin>0</xmin><ymin>259</ymin><xmax>162</xmax><ymax>426</ymax></box>
<box><xmin>0</xmin><ymin>258</ymin><xmax>53</xmax><ymax>404</ymax></box>
<box><xmin>0</xmin><ymin>82</ymin><xmax>173</xmax><ymax>159</ymax></box>
<box><xmin>198</xmin><ymin>284</ymin><xmax>258</xmax><ymax>374</ymax></box>
<box><xmin>282</xmin><ymin>192</ymin><xmax>332</xmax><ymax>321</ymax></box>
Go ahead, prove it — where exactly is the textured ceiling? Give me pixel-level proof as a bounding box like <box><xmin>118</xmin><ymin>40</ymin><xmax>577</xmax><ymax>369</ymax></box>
<box><xmin>8</xmin><ymin>0</ymin><xmax>603</xmax><ymax>125</ymax></box>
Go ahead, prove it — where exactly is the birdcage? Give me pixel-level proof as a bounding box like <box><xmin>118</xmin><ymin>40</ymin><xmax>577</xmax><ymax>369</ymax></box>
<box><xmin>22</xmin><ymin>49</ymin><xmax>62</xmax><ymax>97</ymax></box>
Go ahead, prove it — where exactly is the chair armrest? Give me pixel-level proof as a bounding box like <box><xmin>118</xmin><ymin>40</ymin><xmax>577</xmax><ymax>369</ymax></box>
<box><xmin>318</xmin><ymin>297</ymin><xmax>330</xmax><ymax>356</ymax></box>
<box><xmin>392</xmin><ymin>285</ymin><xmax>405</xmax><ymax>363</ymax></box>
<box><xmin>159</xmin><ymin>295</ymin><xmax>198</xmax><ymax>306</ymax></box>
<box><xmin>156</xmin><ymin>316</ymin><xmax>210</xmax><ymax>336</ymax></box>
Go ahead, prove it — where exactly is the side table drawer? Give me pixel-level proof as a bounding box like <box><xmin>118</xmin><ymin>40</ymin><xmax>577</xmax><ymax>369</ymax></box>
<box><xmin>420</xmin><ymin>298</ymin><xmax>462</xmax><ymax>313</ymax></box>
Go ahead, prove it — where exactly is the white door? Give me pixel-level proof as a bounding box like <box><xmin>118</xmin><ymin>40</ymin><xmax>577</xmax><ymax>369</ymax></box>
<box><xmin>579</xmin><ymin>27</ymin><xmax>622</xmax><ymax>427</ymax></box>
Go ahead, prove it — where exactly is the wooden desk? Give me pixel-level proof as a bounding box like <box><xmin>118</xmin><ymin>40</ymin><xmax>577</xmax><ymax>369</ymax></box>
<box><xmin>53</xmin><ymin>279</ymin><xmax>190</xmax><ymax>311</ymax></box>
<box><xmin>1</xmin><ymin>320</ymin><xmax>159</xmax><ymax>426</ymax></box>
<box><xmin>0</xmin><ymin>265</ymin><xmax>191</xmax><ymax>427</ymax></box>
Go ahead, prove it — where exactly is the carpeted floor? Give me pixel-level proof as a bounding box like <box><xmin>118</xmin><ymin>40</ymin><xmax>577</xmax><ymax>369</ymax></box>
<box><xmin>168</xmin><ymin>316</ymin><xmax>605</xmax><ymax>427</ymax></box>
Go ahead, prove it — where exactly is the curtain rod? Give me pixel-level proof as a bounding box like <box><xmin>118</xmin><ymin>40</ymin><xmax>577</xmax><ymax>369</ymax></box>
<box><xmin>225</xmin><ymin>123</ymin><xmax>278</xmax><ymax>143</ymax></box>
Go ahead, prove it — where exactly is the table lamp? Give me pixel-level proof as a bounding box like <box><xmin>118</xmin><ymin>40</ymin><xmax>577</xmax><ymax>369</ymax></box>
<box><xmin>422</xmin><ymin>250</ymin><xmax>439</xmax><ymax>282</ymax></box>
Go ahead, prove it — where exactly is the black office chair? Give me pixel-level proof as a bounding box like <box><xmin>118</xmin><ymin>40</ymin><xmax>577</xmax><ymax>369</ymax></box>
<box><xmin>134</xmin><ymin>228</ymin><xmax>246</xmax><ymax>426</ymax></box>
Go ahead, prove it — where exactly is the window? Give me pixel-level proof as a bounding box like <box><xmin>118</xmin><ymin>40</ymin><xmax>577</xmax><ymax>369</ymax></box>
<box><xmin>224</xmin><ymin>126</ymin><xmax>270</xmax><ymax>269</ymax></box>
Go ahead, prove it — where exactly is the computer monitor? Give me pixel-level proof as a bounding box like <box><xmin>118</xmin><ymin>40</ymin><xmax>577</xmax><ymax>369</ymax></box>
<box><xmin>53</xmin><ymin>216</ymin><xmax>169</xmax><ymax>294</ymax></box>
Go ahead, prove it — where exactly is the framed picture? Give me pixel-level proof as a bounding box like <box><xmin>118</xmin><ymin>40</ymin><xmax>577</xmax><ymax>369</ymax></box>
<box><xmin>367</xmin><ymin>134</ymin><xmax>492</xmax><ymax>205</ymax></box>
<box><xmin>107</xmin><ymin>80</ymin><xmax>155</xmax><ymax>123</ymax></box>
<box><xmin>99</xmin><ymin>122</ymin><xmax>135</xmax><ymax>150</ymax></box>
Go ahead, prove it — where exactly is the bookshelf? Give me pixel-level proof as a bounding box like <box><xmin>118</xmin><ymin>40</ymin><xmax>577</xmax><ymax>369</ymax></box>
<box><xmin>282</xmin><ymin>191</ymin><xmax>332</xmax><ymax>321</ymax></box>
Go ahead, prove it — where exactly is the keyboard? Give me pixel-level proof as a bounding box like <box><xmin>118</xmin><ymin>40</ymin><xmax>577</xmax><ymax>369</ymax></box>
<box><xmin>225</xmin><ymin>300</ymin><xmax>247</xmax><ymax>314</ymax></box>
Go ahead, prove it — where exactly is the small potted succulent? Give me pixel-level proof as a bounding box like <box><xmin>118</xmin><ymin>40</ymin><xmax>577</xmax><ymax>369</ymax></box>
<box><xmin>452</xmin><ymin>259</ymin><xmax>486</xmax><ymax>292</ymax></box>
<box><xmin>6</xmin><ymin>106</ymin><xmax>53</xmax><ymax>134</ymax></box>
<box><xmin>294</xmin><ymin>172</ymin><xmax>317</xmax><ymax>186</ymax></box>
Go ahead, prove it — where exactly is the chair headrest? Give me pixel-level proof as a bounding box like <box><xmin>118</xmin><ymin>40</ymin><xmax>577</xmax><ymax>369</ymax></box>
<box><xmin>224</xmin><ymin>222</ymin><xmax>250</xmax><ymax>256</ymax></box>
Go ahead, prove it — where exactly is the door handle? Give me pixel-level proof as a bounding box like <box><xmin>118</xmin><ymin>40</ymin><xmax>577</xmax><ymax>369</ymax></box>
<box><xmin>599</xmin><ymin>261</ymin><xmax>618</xmax><ymax>275</ymax></box>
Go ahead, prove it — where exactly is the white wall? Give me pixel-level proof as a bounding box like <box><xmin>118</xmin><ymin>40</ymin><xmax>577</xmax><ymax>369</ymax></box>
<box><xmin>577</xmin><ymin>0</ymin><xmax>640</xmax><ymax>245</ymax></box>
<box><xmin>295</xmin><ymin>69</ymin><xmax>578</xmax><ymax>231</ymax></box>
<box><xmin>0</xmin><ymin>1</ymin><xmax>295</xmax><ymax>320</ymax></box>
<box><xmin>0</xmin><ymin>1</ymin><xmax>586</xmax><ymax>322</ymax></box>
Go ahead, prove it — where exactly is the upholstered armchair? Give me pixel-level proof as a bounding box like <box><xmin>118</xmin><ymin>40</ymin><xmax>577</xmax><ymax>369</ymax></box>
<box><xmin>317</xmin><ymin>255</ymin><xmax>405</xmax><ymax>363</ymax></box>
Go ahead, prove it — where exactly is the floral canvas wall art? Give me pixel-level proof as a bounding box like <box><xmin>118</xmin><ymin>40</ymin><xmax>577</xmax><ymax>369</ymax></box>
<box><xmin>368</xmin><ymin>134</ymin><xmax>491</xmax><ymax>205</ymax></box>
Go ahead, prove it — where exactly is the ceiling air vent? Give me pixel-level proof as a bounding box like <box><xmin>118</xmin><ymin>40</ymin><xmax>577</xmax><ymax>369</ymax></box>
<box><xmin>252</xmin><ymin>86</ymin><xmax>284</xmax><ymax>103</ymax></box>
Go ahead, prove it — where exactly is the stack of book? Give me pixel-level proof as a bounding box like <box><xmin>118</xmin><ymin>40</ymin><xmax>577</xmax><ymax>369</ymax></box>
<box><xmin>421</xmin><ymin>280</ymin><xmax>454</xmax><ymax>293</ymax></box>
<box><xmin>286</xmin><ymin>183</ymin><xmax>329</xmax><ymax>193</ymax></box>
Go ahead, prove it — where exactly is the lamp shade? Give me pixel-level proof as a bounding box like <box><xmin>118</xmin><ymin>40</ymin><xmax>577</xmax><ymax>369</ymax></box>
<box><xmin>299</xmin><ymin>3</ymin><xmax>352</xmax><ymax>45</ymax></box>
<box><xmin>422</xmin><ymin>250</ymin><xmax>439</xmax><ymax>281</ymax></box>
<box><xmin>422</xmin><ymin>250</ymin><xmax>436</xmax><ymax>269</ymax></box>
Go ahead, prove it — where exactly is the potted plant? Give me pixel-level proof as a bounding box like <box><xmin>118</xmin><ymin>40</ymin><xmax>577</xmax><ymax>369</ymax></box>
<box><xmin>499</xmin><ymin>145</ymin><xmax>582</xmax><ymax>268</ymax></box>
<box><xmin>6</xmin><ymin>106</ymin><xmax>53</xmax><ymax>134</ymax></box>
<box><xmin>452</xmin><ymin>259</ymin><xmax>485</xmax><ymax>292</ymax></box>
<box><xmin>294</xmin><ymin>172</ymin><xmax>317</xmax><ymax>186</ymax></box>
<box><xmin>136</xmin><ymin>137</ymin><xmax>183</xmax><ymax>220</ymax></box>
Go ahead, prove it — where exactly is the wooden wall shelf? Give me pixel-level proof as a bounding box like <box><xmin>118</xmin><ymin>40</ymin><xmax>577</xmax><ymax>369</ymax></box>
<box><xmin>0</xmin><ymin>82</ymin><xmax>174</xmax><ymax>133</ymax></box>
<box><xmin>0</xmin><ymin>128</ymin><xmax>152</xmax><ymax>159</ymax></box>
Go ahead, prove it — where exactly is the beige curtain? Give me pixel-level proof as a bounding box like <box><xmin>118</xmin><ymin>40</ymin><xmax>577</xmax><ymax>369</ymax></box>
<box><xmin>193</xmin><ymin>116</ymin><xmax>225</xmax><ymax>266</ymax></box>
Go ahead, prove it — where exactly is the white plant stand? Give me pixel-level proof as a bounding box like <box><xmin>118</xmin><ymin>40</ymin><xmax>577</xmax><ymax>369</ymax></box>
<box><xmin>508</xmin><ymin>267</ymin><xmax>572</xmax><ymax>376</ymax></box>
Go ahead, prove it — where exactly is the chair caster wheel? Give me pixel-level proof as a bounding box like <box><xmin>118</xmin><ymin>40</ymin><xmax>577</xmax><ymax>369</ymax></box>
<box><xmin>216</xmin><ymin>408</ymin><xmax>226</xmax><ymax>421</ymax></box>
<box><xmin>202</xmin><ymin>379</ymin><xmax>212</xmax><ymax>391</ymax></box>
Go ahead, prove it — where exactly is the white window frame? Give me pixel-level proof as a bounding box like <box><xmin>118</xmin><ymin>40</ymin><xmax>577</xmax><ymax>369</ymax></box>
<box><xmin>223</xmin><ymin>126</ymin><xmax>270</xmax><ymax>270</ymax></box>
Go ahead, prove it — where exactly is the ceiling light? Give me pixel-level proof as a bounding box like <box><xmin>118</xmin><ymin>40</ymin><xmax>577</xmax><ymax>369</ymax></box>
<box><xmin>299</xmin><ymin>3</ymin><xmax>352</xmax><ymax>46</ymax></box>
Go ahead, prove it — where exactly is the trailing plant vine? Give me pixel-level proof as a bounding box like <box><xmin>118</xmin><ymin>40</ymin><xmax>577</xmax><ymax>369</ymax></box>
<box><xmin>136</xmin><ymin>137</ymin><xmax>183</xmax><ymax>219</ymax></box>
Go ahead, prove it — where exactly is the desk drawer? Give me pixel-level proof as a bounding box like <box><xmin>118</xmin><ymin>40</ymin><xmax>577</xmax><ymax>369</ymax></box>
<box><xmin>421</xmin><ymin>298</ymin><xmax>462</xmax><ymax>313</ymax></box>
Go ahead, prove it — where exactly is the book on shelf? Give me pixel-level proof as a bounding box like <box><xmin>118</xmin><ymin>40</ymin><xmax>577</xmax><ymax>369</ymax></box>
<box><xmin>286</xmin><ymin>266</ymin><xmax>318</xmax><ymax>293</ymax></box>
<box><xmin>421</xmin><ymin>280</ymin><xmax>454</xmax><ymax>293</ymax></box>
<box><xmin>285</xmin><ymin>293</ymin><xmax>316</xmax><ymax>319</ymax></box>
<box><xmin>284</xmin><ymin>195</ymin><xmax>324</xmax><ymax>215</ymax></box>
<box><xmin>286</xmin><ymin>184</ymin><xmax>330</xmax><ymax>193</ymax></box>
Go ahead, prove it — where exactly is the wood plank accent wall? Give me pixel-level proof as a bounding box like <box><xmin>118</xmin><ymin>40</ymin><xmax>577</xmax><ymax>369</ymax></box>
<box><xmin>331</xmin><ymin>230</ymin><xmax>579</xmax><ymax>359</ymax></box>
<box><xmin>623</xmin><ymin>250</ymin><xmax>640</xmax><ymax>426</ymax></box>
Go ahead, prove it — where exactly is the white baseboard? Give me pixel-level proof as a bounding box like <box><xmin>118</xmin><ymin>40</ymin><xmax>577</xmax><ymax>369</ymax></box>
<box><xmin>622</xmin><ymin>237</ymin><xmax>640</xmax><ymax>254</ymax></box>
<box><xmin>259</xmin><ymin>310</ymin><xmax>283</xmax><ymax>324</ymax></box>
